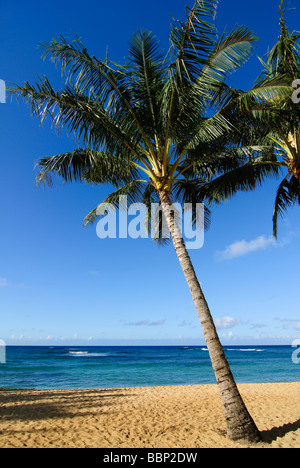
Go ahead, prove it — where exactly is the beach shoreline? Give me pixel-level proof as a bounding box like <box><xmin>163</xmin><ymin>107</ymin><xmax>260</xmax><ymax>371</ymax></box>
<box><xmin>0</xmin><ymin>382</ymin><xmax>300</xmax><ymax>448</ymax></box>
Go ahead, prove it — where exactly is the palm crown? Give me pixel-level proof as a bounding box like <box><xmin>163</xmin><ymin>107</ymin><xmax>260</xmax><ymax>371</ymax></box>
<box><xmin>13</xmin><ymin>0</ymin><xmax>292</xmax><ymax>238</ymax></box>
<box><xmin>261</xmin><ymin>0</ymin><xmax>300</xmax><ymax>237</ymax></box>
<box><xmin>200</xmin><ymin>0</ymin><xmax>300</xmax><ymax>238</ymax></box>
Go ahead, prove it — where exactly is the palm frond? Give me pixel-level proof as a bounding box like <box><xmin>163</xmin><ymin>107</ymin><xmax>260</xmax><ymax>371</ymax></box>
<box><xmin>200</xmin><ymin>156</ymin><xmax>282</xmax><ymax>205</ymax></box>
<box><xmin>169</xmin><ymin>0</ymin><xmax>218</xmax><ymax>80</ymax></box>
<box><xmin>36</xmin><ymin>148</ymin><xmax>139</xmax><ymax>187</ymax></box>
<box><xmin>36</xmin><ymin>148</ymin><xmax>97</xmax><ymax>186</ymax></box>
<box><xmin>231</xmin><ymin>75</ymin><xmax>293</xmax><ymax>112</ymax></box>
<box><xmin>202</xmin><ymin>26</ymin><xmax>257</xmax><ymax>83</ymax></box>
<box><xmin>38</xmin><ymin>36</ymin><xmax>158</xmax><ymax>157</ymax></box>
<box><xmin>127</xmin><ymin>31</ymin><xmax>165</xmax><ymax>127</ymax></box>
<box><xmin>272</xmin><ymin>175</ymin><xmax>295</xmax><ymax>237</ymax></box>
<box><xmin>171</xmin><ymin>178</ymin><xmax>211</xmax><ymax>230</ymax></box>
<box><xmin>84</xmin><ymin>180</ymin><xmax>147</xmax><ymax>226</ymax></box>
<box><xmin>185</xmin><ymin>145</ymin><xmax>273</xmax><ymax>178</ymax></box>
<box><xmin>256</xmin><ymin>2</ymin><xmax>300</xmax><ymax>82</ymax></box>
<box><xmin>13</xmin><ymin>78</ymin><xmax>145</xmax><ymax>159</ymax></box>
<box><xmin>185</xmin><ymin>111</ymin><xmax>233</xmax><ymax>149</ymax></box>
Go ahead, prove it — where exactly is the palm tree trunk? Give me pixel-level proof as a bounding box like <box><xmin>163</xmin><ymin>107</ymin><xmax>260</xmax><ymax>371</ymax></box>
<box><xmin>159</xmin><ymin>189</ymin><xmax>261</xmax><ymax>443</ymax></box>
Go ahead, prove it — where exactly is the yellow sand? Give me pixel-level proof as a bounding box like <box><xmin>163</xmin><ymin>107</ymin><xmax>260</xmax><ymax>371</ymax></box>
<box><xmin>0</xmin><ymin>382</ymin><xmax>300</xmax><ymax>448</ymax></box>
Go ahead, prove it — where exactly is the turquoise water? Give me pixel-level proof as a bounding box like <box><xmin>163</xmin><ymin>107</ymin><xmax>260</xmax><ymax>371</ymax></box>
<box><xmin>0</xmin><ymin>345</ymin><xmax>299</xmax><ymax>389</ymax></box>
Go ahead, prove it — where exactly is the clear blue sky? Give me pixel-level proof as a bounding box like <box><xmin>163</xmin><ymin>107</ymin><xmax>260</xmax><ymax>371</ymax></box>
<box><xmin>1</xmin><ymin>0</ymin><xmax>300</xmax><ymax>346</ymax></box>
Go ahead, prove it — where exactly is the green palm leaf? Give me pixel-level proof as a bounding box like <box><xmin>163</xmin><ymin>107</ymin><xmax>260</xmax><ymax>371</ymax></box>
<box><xmin>84</xmin><ymin>180</ymin><xmax>147</xmax><ymax>226</ymax></box>
<box><xmin>272</xmin><ymin>176</ymin><xmax>296</xmax><ymax>238</ymax></box>
<box><xmin>169</xmin><ymin>0</ymin><xmax>218</xmax><ymax>78</ymax></box>
<box><xmin>202</xmin><ymin>26</ymin><xmax>257</xmax><ymax>82</ymax></box>
<box><xmin>200</xmin><ymin>156</ymin><xmax>281</xmax><ymax>204</ymax></box>
<box><xmin>36</xmin><ymin>148</ymin><xmax>139</xmax><ymax>187</ymax></box>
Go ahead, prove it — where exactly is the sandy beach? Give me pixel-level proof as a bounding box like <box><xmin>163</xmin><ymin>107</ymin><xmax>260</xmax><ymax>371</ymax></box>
<box><xmin>0</xmin><ymin>382</ymin><xmax>299</xmax><ymax>448</ymax></box>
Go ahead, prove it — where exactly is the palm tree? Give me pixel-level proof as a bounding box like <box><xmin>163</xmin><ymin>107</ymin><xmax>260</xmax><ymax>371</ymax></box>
<box><xmin>12</xmin><ymin>0</ymin><xmax>292</xmax><ymax>442</ymax></box>
<box><xmin>270</xmin><ymin>130</ymin><xmax>300</xmax><ymax>237</ymax></box>
<box><xmin>201</xmin><ymin>0</ymin><xmax>300</xmax><ymax>238</ymax></box>
<box><xmin>259</xmin><ymin>0</ymin><xmax>300</xmax><ymax>237</ymax></box>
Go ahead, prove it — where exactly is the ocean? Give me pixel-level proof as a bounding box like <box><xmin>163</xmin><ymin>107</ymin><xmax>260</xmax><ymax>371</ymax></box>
<box><xmin>0</xmin><ymin>345</ymin><xmax>299</xmax><ymax>390</ymax></box>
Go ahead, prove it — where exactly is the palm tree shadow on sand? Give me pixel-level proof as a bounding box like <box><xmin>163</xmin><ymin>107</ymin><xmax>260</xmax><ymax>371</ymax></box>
<box><xmin>261</xmin><ymin>419</ymin><xmax>300</xmax><ymax>444</ymax></box>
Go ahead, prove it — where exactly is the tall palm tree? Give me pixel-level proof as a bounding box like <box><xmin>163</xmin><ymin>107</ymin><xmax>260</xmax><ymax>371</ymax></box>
<box><xmin>201</xmin><ymin>0</ymin><xmax>300</xmax><ymax>238</ymax></box>
<box><xmin>12</xmin><ymin>0</ymin><xmax>292</xmax><ymax>442</ymax></box>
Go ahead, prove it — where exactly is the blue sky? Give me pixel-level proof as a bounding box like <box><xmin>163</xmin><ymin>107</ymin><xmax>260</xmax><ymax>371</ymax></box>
<box><xmin>1</xmin><ymin>0</ymin><xmax>300</xmax><ymax>346</ymax></box>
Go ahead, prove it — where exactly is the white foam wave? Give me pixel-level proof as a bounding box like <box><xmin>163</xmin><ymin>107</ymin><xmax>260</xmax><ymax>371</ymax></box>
<box><xmin>225</xmin><ymin>348</ymin><xmax>264</xmax><ymax>352</ymax></box>
<box><xmin>68</xmin><ymin>351</ymin><xmax>108</xmax><ymax>357</ymax></box>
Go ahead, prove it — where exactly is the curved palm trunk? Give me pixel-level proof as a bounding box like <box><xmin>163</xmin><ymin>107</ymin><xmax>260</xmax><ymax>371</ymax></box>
<box><xmin>159</xmin><ymin>190</ymin><xmax>261</xmax><ymax>443</ymax></box>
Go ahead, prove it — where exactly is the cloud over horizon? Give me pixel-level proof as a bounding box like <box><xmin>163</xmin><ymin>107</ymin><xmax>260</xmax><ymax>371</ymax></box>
<box><xmin>215</xmin><ymin>316</ymin><xmax>240</xmax><ymax>330</ymax></box>
<box><xmin>125</xmin><ymin>320</ymin><xmax>166</xmax><ymax>327</ymax></box>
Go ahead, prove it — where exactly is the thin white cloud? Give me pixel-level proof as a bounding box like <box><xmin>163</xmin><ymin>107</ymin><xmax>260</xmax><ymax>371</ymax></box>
<box><xmin>149</xmin><ymin>320</ymin><xmax>165</xmax><ymax>326</ymax></box>
<box><xmin>178</xmin><ymin>320</ymin><xmax>195</xmax><ymax>328</ymax></box>
<box><xmin>215</xmin><ymin>235</ymin><xmax>279</xmax><ymax>261</ymax></box>
<box><xmin>250</xmin><ymin>323</ymin><xmax>267</xmax><ymax>330</ymax></box>
<box><xmin>0</xmin><ymin>278</ymin><xmax>28</xmax><ymax>289</ymax></box>
<box><xmin>215</xmin><ymin>316</ymin><xmax>240</xmax><ymax>329</ymax></box>
<box><xmin>0</xmin><ymin>278</ymin><xmax>9</xmax><ymax>288</ymax></box>
<box><xmin>126</xmin><ymin>320</ymin><xmax>166</xmax><ymax>327</ymax></box>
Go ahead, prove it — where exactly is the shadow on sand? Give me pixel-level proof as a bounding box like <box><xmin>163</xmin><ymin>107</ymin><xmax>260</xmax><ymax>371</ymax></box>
<box><xmin>261</xmin><ymin>419</ymin><xmax>300</xmax><ymax>443</ymax></box>
<box><xmin>0</xmin><ymin>388</ymin><xmax>134</xmax><ymax>421</ymax></box>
